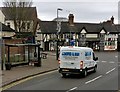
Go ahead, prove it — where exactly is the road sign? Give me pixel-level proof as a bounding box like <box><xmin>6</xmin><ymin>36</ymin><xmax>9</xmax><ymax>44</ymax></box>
<box><xmin>70</xmin><ymin>40</ymin><xmax>75</xmax><ymax>46</ymax></box>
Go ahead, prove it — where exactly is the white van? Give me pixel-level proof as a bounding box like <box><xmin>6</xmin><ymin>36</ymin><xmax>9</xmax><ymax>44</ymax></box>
<box><xmin>58</xmin><ymin>46</ymin><xmax>98</xmax><ymax>77</ymax></box>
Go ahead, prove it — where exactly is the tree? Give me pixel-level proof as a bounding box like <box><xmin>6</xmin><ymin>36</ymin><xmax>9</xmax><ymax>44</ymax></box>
<box><xmin>2</xmin><ymin>0</ymin><xmax>35</xmax><ymax>33</ymax></box>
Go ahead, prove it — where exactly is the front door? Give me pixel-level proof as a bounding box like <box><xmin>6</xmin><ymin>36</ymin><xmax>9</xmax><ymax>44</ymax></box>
<box><xmin>44</xmin><ymin>41</ymin><xmax>49</xmax><ymax>51</ymax></box>
<box><xmin>87</xmin><ymin>41</ymin><xmax>93</xmax><ymax>48</ymax></box>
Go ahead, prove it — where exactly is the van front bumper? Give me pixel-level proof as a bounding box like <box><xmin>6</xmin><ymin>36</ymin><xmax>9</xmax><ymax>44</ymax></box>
<box><xmin>59</xmin><ymin>68</ymin><xmax>84</xmax><ymax>74</ymax></box>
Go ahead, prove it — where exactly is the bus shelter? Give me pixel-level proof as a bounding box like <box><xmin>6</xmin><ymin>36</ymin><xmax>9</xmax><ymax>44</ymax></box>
<box><xmin>5</xmin><ymin>43</ymin><xmax>41</xmax><ymax>70</ymax></box>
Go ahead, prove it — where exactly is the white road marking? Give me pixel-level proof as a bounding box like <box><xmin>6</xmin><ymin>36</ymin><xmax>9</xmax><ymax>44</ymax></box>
<box><xmin>106</xmin><ymin>68</ymin><xmax>116</xmax><ymax>74</ymax></box>
<box><xmin>115</xmin><ymin>56</ymin><xmax>118</xmax><ymax>58</ymax></box>
<box><xmin>66</xmin><ymin>87</ymin><xmax>77</xmax><ymax>92</ymax></box>
<box><xmin>109</xmin><ymin>61</ymin><xmax>115</xmax><ymax>64</ymax></box>
<box><xmin>85</xmin><ymin>75</ymin><xmax>102</xmax><ymax>84</ymax></box>
<box><xmin>96</xmin><ymin>61</ymin><xmax>100</xmax><ymax>63</ymax></box>
<box><xmin>101</xmin><ymin>61</ymin><xmax>107</xmax><ymax>63</ymax></box>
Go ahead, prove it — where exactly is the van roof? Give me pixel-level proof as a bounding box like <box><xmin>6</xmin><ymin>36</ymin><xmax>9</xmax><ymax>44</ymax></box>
<box><xmin>60</xmin><ymin>46</ymin><xmax>93</xmax><ymax>51</ymax></box>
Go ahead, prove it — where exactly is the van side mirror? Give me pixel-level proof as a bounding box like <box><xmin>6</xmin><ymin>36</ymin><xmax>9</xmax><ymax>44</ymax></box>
<box><xmin>94</xmin><ymin>57</ymin><xmax>98</xmax><ymax>61</ymax></box>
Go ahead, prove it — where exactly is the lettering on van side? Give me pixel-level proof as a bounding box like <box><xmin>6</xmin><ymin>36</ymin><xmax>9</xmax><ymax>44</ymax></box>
<box><xmin>62</xmin><ymin>52</ymin><xmax>80</xmax><ymax>56</ymax></box>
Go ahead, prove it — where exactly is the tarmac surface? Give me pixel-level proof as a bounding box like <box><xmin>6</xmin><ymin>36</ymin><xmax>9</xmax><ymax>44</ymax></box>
<box><xmin>1</xmin><ymin>51</ymin><xmax>58</xmax><ymax>87</ymax></box>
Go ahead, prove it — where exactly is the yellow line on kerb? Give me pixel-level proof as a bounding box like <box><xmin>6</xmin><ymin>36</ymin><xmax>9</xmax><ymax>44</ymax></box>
<box><xmin>0</xmin><ymin>70</ymin><xmax>57</xmax><ymax>91</ymax></box>
<box><xmin>1</xmin><ymin>76</ymin><xmax>33</xmax><ymax>91</ymax></box>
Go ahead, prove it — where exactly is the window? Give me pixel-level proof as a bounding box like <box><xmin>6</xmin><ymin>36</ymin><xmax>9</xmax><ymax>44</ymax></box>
<box><xmin>49</xmin><ymin>34</ymin><xmax>52</xmax><ymax>39</ymax></box>
<box><xmin>108</xmin><ymin>41</ymin><xmax>112</xmax><ymax>45</ymax></box>
<box><xmin>22</xmin><ymin>22</ymin><xmax>25</xmax><ymax>29</ymax></box>
<box><xmin>60</xmin><ymin>34</ymin><xmax>63</xmax><ymax>38</ymax></box>
<box><xmin>108</xmin><ymin>38</ymin><xmax>111</xmax><ymax>41</ymax></box>
<box><xmin>64</xmin><ymin>34</ymin><xmax>69</xmax><ymax>39</ymax></box>
<box><xmin>100</xmin><ymin>34</ymin><xmax>104</xmax><ymax>38</ymax></box>
<box><xmin>104</xmin><ymin>41</ymin><xmax>107</xmax><ymax>46</ymax></box>
<box><xmin>81</xmin><ymin>34</ymin><xmax>85</xmax><ymax>38</ymax></box>
<box><xmin>27</xmin><ymin>22</ymin><xmax>30</xmax><ymax>29</ymax></box>
<box><xmin>7</xmin><ymin>22</ymin><xmax>10</xmax><ymax>27</ymax></box>
<box><xmin>111</xmin><ymin>41</ymin><xmax>115</xmax><ymax>45</ymax></box>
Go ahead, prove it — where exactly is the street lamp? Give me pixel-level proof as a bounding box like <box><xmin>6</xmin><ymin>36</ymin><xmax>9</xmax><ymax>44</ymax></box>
<box><xmin>0</xmin><ymin>22</ymin><xmax>2</xmax><ymax>70</ymax></box>
<box><xmin>56</xmin><ymin>8</ymin><xmax>63</xmax><ymax>60</ymax></box>
<box><xmin>117</xmin><ymin>33</ymin><xmax>120</xmax><ymax>51</ymax></box>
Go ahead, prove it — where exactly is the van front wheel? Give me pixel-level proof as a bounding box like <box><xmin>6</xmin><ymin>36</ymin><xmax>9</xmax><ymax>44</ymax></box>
<box><xmin>62</xmin><ymin>73</ymin><xmax>67</xmax><ymax>78</ymax></box>
<box><xmin>93</xmin><ymin>66</ymin><xmax>97</xmax><ymax>73</ymax></box>
<box><xmin>83</xmin><ymin>69</ymin><xmax>87</xmax><ymax>77</ymax></box>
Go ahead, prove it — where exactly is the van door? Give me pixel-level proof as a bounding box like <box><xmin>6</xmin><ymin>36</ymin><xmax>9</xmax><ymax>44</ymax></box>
<box><xmin>84</xmin><ymin>51</ymin><xmax>93</xmax><ymax>68</ymax></box>
<box><xmin>60</xmin><ymin>50</ymin><xmax>82</xmax><ymax>69</ymax></box>
<box><xmin>91</xmin><ymin>52</ymin><xmax>97</xmax><ymax>67</ymax></box>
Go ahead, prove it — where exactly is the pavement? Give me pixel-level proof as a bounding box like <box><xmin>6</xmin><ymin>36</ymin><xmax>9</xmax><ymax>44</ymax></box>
<box><xmin>1</xmin><ymin>51</ymin><xmax>58</xmax><ymax>87</ymax></box>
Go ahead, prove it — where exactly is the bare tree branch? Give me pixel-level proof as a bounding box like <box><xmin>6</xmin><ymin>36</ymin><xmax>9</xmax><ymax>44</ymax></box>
<box><xmin>3</xmin><ymin>0</ymin><xmax>34</xmax><ymax>34</ymax></box>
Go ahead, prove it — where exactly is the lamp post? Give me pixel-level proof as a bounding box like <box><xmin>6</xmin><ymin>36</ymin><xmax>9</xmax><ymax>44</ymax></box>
<box><xmin>0</xmin><ymin>22</ymin><xmax>3</xmax><ymax>70</ymax></box>
<box><xmin>0</xmin><ymin>22</ymin><xmax>2</xmax><ymax>70</ymax></box>
<box><xmin>56</xmin><ymin>8</ymin><xmax>63</xmax><ymax>60</ymax></box>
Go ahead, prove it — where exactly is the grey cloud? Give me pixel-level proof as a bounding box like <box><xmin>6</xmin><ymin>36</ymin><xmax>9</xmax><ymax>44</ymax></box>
<box><xmin>34</xmin><ymin>2</ymin><xmax>118</xmax><ymax>23</ymax></box>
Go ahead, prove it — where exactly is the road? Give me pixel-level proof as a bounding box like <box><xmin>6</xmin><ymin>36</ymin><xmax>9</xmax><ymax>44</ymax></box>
<box><xmin>3</xmin><ymin>52</ymin><xmax>119</xmax><ymax>91</ymax></box>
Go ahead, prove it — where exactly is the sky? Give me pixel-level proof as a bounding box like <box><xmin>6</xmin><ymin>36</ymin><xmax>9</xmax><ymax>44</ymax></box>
<box><xmin>0</xmin><ymin>0</ymin><xmax>120</xmax><ymax>24</ymax></box>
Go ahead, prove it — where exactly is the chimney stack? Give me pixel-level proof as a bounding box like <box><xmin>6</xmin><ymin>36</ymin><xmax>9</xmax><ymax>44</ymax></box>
<box><xmin>68</xmin><ymin>14</ymin><xmax>74</xmax><ymax>26</ymax></box>
<box><xmin>111</xmin><ymin>16</ymin><xmax>114</xmax><ymax>24</ymax></box>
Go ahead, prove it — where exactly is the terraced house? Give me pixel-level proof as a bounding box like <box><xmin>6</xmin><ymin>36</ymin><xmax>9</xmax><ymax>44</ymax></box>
<box><xmin>37</xmin><ymin>14</ymin><xmax>120</xmax><ymax>51</ymax></box>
